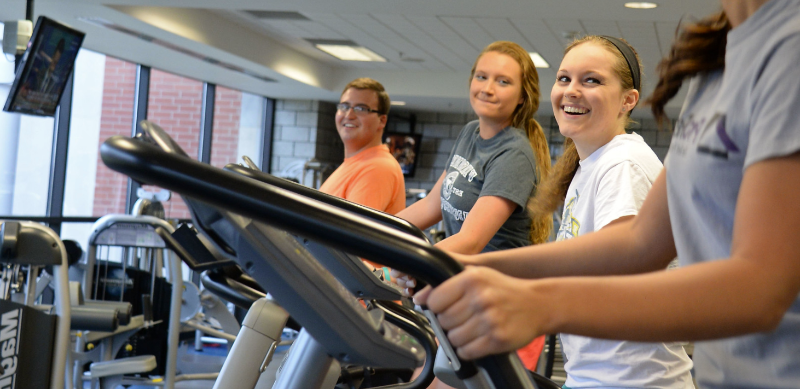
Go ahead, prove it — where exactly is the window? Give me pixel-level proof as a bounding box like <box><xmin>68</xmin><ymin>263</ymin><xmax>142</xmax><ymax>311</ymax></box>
<box><xmin>210</xmin><ymin>86</ymin><xmax>265</xmax><ymax>169</ymax></box>
<box><xmin>0</xmin><ymin>22</ymin><xmax>56</xmax><ymax>216</ymax></box>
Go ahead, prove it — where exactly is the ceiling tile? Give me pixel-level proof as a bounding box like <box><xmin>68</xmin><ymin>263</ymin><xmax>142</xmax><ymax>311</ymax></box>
<box><xmin>617</xmin><ymin>21</ymin><xmax>663</xmax><ymax>73</ymax></box>
<box><xmin>542</xmin><ymin>19</ymin><xmax>586</xmax><ymax>47</ymax></box>
<box><xmin>474</xmin><ymin>17</ymin><xmax>530</xmax><ymax>49</ymax></box>
<box><xmin>511</xmin><ymin>18</ymin><xmax>568</xmax><ymax>69</ymax></box>
<box><xmin>260</xmin><ymin>20</ymin><xmax>308</xmax><ymax>38</ymax></box>
<box><xmin>579</xmin><ymin>20</ymin><xmax>621</xmax><ymax>37</ymax></box>
<box><xmin>291</xmin><ymin>20</ymin><xmax>346</xmax><ymax>40</ymax></box>
<box><xmin>440</xmin><ymin>16</ymin><xmax>495</xmax><ymax>52</ymax></box>
<box><xmin>342</xmin><ymin>13</ymin><xmax>446</xmax><ymax>70</ymax></box>
<box><xmin>372</xmin><ymin>13</ymin><xmax>465</xmax><ymax>71</ymax></box>
<box><xmin>617</xmin><ymin>21</ymin><xmax>658</xmax><ymax>51</ymax></box>
<box><xmin>305</xmin><ymin>12</ymin><xmax>404</xmax><ymax>70</ymax></box>
<box><xmin>405</xmin><ymin>15</ymin><xmax>478</xmax><ymax>66</ymax></box>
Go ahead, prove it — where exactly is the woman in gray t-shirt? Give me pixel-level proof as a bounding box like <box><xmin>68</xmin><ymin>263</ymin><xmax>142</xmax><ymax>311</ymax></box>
<box><xmin>394</xmin><ymin>40</ymin><xmax>553</xmax><ymax>379</ymax></box>
<box><xmin>416</xmin><ymin>2</ymin><xmax>800</xmax><ymax>388</ymax></box>
<box><xmin>395</xmin><ymin>40</ymin><xmax>551</xmax><ymax>258</ymax></box>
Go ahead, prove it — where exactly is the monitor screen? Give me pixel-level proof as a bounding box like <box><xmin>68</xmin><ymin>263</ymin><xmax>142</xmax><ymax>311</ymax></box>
<box><xmin>3</xmin><ymin>16</ymin><xmax>85</xmax><ymax>117</ymax></box>
<box><xmin>383</xmin><ymin>132</ymin><xmax>422</xmax><ymax>178</ymax></box>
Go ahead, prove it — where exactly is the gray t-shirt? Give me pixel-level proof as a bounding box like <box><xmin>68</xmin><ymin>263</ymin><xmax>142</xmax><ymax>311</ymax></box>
<box><xmin>665</xmin><ymin>1</ymin><xmax>800</xmax><ymax>387</ymax></box>
<box><xmin>440</xmin><ymin>120</ymin><xmax>538</xmax><ymax>252</ymax></box>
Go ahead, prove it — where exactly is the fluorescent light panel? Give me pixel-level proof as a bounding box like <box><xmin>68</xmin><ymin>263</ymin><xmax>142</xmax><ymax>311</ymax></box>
<box><xmin>624</xmin><ymin>2</ymin><xmax>658</xmax><ymax>9</ymax></box>
<box><xmin>315</xmin><ymin>44</ymin><xmax>386</xmax><ymax>62</ymax></box>
<box><xmin>390</xmin><ymin>101</ymin><xmax>406</xmax><ymax>106</ymax></box>
<box><xmin>529</xmin><ymin>52</ymin><xmax>549</xmax><ymax>68</ymax></box>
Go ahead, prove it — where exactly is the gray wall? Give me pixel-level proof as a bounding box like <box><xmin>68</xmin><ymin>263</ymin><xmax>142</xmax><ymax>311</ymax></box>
<box><xmin>270</xmin><ymin>99</ymin><xmax>343</xmax><ymax>184</ymax></box>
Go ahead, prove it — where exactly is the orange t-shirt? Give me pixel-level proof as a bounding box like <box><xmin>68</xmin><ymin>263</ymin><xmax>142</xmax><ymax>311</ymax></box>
<box><xmin>320</xmin><ymin>145</ymin><xmax>405</xmax><ymax>269</ymax></box>
<box><xmin>319</xmin><ymin>145</ymin><xmax>406</xmax><ymax>215</ymax></box>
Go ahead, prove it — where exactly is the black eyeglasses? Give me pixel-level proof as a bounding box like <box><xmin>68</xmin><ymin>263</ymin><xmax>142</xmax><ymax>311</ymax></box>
<box><xmin>336</xmin><ymin>103</ymin><xmax>383</xmax><ymax>115</ymax></box>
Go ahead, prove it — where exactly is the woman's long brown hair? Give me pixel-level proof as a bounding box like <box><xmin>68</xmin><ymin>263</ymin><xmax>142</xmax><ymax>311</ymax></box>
<box><xmin>647</xmin><ymin>12</ymin><xmax>730</xmax><ymax>125</ymax></box>
<box><xmin>471</xmin><ymin>41</ymin><xmax>552</xmax><ymax>244</ymax></box>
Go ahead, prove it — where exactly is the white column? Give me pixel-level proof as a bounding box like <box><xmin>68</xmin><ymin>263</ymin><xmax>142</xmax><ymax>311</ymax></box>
<box><xmin>0</xmin><ymin>53</ymin><xmax>21</xmax><ymax>214</ymax></box>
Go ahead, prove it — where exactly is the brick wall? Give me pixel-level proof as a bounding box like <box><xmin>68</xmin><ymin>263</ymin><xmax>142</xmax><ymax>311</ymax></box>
<box><xmin>142</xmin><ymin>69</ymin><xmax>205</xmax><ymax>219</ymax></box>
<box><xmin>92</xmin><ymin>61</ymin><xmax>244</xmax><ymax>219</ymax></box>
<box><xmin>210</xmin><ymin>86</ymin><xmax>243</xmax><ymax>168</ymax></box>
<box><xmin>92</xmin><ymin>57</ymin><xmax>136</xmax><ymax>216</ymax></box>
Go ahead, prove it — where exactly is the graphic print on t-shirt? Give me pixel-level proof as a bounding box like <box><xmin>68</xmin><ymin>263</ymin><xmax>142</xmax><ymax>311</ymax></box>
<box><xmin>557</xmin><ymin>190</ymin><xmax>581</xmax><ymax>241</ymax></box>
<box><xmin>441</xmin><ymin>154</ymin><xmax>476</xmax><ymax>222</ymax></box>
<box><xmin>449</xmin><ymin>154</ymin><xmax>478</xmax><ymax>182</ymax></box>
<box><xmin>442</xmin><ymin>171</ymin><xmax>460</xmax><ymax>201</ymax></box>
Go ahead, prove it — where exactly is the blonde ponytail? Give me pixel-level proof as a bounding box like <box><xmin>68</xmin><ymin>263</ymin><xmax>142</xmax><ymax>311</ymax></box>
<box><xmin>528</xmin><ymin>138</ymin><xmax>580</xmax><ymax>219</ymax></box>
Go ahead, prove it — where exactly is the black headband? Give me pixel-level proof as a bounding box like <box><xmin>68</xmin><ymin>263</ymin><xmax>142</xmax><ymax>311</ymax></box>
<box><xmin>599</xmin><ymin>36</ymin><xmax>641</xmax><ymax>92</ymax></box>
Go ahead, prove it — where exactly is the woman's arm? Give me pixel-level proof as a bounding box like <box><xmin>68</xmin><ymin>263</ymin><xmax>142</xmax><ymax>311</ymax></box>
<box><xmin>435</xmin><ymin>195</ymin><xmax>518</xmax><ymax>254</ymax></box>
<box><xmin>396</xmin><ymin>171</ymin><xmax>446</xmax><ymax>230</ymax></box>
<box><xmin>392</xmin><ymin>173</ymin><xmax>518</xmax><ymax>289</ymax></box>
<box><xmin>420</xmin><ymin>153</ymin><xmax>800</xmax><ymax>359</ymax></box>
<box><xmin>458</xmin><ymin>169</ymin><xmax>677</xmax><ymax>278</ymax></box>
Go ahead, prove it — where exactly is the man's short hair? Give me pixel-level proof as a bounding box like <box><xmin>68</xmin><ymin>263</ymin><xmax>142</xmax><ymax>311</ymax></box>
<box><xmin>341</xmin><ymin>78</ymin><xmax>390</xmax><ymax>115</ymax></box>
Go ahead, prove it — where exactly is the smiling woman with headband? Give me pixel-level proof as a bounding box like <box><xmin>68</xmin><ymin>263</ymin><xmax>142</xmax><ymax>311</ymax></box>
<box><xmin>530</xmin><ymin>35</ymin><xmax>693</xmax><ymax>389</ymax></box>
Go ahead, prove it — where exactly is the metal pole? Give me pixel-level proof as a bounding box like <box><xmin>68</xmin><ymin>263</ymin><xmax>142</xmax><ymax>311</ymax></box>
<box><xmin>47</xmin><ymin>72</ymin><xmax>74</xmax><ymax>235</ymax></box>
<box><xmin>260</xmin><ymin>98</ymin><xmax>275</xmax><ymax>173</ymax></box>
<box><xmin>198</xmin><ymin>83</ymin><xmax>215</xmax><ymax>163</ymax></box>
<box><xmin>126</xmin><ymin>65</ymin><xmax>150</xmax><ymax>213</ymax></box>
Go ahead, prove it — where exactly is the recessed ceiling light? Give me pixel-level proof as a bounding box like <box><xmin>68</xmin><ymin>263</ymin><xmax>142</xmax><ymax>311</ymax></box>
<box><xmin>624</xmin><ymin>2</ymin><xmax>658</xmax><ymax>9</ymax></box>
<box><xmin>315</xmin><ymin>44</ymin><xmax>386</xmax><ymax>62</ymax></box>
<box><xmin>529</xmin><ymin>52</ymin><xmax>549</xmax><ymax>68</ymax></box>
<box><xmin>391</xmin><ymin>101</ymin><xmax>406</xmax><ymax>106</ymax></box>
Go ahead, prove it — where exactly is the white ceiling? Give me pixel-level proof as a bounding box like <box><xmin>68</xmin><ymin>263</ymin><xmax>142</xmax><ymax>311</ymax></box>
<box><xmin>0</xmin><ymin>0</ymin><xmax>721</xmax><ymax>118</ymax></box>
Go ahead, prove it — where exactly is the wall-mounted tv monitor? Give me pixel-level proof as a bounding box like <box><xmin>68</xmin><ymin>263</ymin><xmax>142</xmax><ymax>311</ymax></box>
<box><xmin>3</xmin><ymin>16</ymin><xmax>85</xmax><ymax>117</ymax></box>
<box><xmin>383</xmin><ymin>132</ymin><xmax>422</xmax><ymax>178</ymax></box>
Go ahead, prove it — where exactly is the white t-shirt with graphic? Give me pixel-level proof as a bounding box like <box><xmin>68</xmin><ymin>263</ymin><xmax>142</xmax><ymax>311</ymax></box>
<box><xmin>558</xmin><ymin>133</ymin><xmax>694</xmax><ymax>389</ymax></box>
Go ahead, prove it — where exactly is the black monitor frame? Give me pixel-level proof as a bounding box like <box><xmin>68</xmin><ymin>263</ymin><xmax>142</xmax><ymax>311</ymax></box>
<box><xmin>3</xmin><ymin>16</ymin><xmax>85</xmax><ymax>117</ymax></box>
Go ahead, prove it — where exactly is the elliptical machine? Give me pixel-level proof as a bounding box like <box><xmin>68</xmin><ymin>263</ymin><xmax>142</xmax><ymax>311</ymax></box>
<box><xmin>101</xmin><ymin>120</ymin><xmax>560</xmax><ymax>389</ymax></box>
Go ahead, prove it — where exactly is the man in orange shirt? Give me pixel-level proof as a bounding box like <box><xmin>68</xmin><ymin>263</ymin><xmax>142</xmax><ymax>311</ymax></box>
<box><xmin>319</xmin><ymin>78</ymin><xmax>405</xmax><ymax>215</ymax></box>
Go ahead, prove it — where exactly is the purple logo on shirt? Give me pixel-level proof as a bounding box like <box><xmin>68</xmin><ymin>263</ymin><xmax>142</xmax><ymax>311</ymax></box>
<box><xmin>674</xmin><ymin>115</ymin><xmax>706</xmax><ymax>143</ymax></box>
<box><xmin>715</xmin><ymin>115</ymin><xmax>739</xmax><ymax>153</ymax></box>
